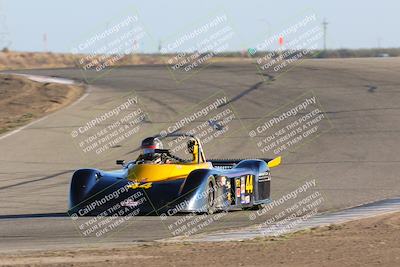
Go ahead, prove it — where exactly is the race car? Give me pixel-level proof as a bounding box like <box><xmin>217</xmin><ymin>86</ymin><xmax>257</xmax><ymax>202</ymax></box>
<box><xmin>68</xmin><ymin>133</ymin><xmax>281</xmax><ymax>217</ymax></box>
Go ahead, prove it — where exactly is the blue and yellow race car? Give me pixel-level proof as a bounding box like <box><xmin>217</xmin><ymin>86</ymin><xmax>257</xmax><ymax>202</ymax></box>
<box><xmin>68</xmin><ymin>133</ymin><xmax>281</xmax><ymax>217</ymax></box>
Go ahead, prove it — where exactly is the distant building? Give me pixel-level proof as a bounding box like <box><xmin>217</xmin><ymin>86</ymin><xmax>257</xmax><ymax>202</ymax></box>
<box><xmin>377</xmin><ymin>53</ymin><xmax>390</xmax><ymax>57</ymax></box>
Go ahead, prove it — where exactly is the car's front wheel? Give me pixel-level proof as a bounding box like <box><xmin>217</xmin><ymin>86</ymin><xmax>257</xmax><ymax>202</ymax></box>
<box><xmin>206</xmin><ymin>176</ymin><xmax>217</xmax><ymax>214</ymax></box>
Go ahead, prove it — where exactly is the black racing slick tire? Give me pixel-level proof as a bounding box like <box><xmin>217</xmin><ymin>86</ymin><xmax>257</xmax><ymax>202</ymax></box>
<box><xmin>243</xmin><ymin>204</ymin><xmax>264</xmax><ymax>211</ymax></box>
<box><xmin>206</xmin><ymin>176</ymin><xmax>217</xmax><ymax>214</ymax></box>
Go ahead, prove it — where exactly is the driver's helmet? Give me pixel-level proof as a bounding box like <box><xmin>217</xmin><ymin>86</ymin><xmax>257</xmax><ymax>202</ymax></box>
<box><xmin>141</xmin><ymin>137</ymin><xmax>163</xmax><ymax>155</ymax></box>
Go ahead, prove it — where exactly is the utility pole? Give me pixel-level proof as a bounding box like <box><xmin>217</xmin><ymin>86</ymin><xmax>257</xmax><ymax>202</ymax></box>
<box><xmin>43</xmin><ymin>33</ymin><xmax>47</xmax><ymax>52</ymax></box>
<box><xmin>322</xmin><ymin>18</ymin><xmax>328</xmax><ymax>51</ymax></box>
<box><xmin>158</xmin><ymin>40</ymin><xmax>162</xmax><ymax>53</ymax></box>
<box><xmin>377</xmin><ymin>37</ymin><xmax>382</xmax><ymax>48</ymax></box>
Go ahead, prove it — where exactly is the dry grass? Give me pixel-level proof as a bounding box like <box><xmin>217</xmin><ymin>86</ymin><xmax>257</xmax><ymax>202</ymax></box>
<box><xmin>0</xmin><ymin>51</ymin><xmax>250</xmax><ymax>71</ymax></box>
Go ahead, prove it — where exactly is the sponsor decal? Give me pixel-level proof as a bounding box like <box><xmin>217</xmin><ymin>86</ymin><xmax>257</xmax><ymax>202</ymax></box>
<box><xmin>120</xmin><ymin>198</ymin><xmax>142</xmax><ymax>207</ymax></box>
<box><xmin>127</xmin><ymin>182</ymin><xmax>152</xmax><ymax>189</ymax></box>
<box><xmin>241</xmin><ymin>193</ymin><xmax>246</xmax><ymax>204</ymax></box>
<box><xmin>245</xmin><ymin>195</ymin><xmax>250</xmax><ymax>204</ymax></box>
<box><xmin>241</xmin><ymin>176</ymin><xmax>245</xmax><ymax>194</ymax></box>
<box><xmin>226</xmin><ymin>179</ymin><xmax>231</xmax><ymax>189</ymax></box>
<box><xmin>258</xmin><ymin>171</ymin><xmax>271</xmax><ymax>182</ymax></box>
<box><xmin>236</xmin><ymin>187</ymin><xmax>241</xmax><ymax>198</ymax></box>
<box><xmin>220</xmin><ymin>176</ymin><xmax>226</xmax><ymax>186</ymax></box>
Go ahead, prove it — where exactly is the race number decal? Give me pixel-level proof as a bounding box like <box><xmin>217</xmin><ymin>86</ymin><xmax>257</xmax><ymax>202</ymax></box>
<box><xmin>245</xmin><ymin>175</ymin><xmax>253</xmax><ymax>193</ymax></box>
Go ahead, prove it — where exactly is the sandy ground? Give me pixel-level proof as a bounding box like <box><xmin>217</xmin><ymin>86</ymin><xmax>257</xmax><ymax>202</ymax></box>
<box><xmin>0</xmin><ymin>74</ymin><xmax>83</xmax><ymax>134</ymax></box>
<box><xmin>0</xmin><ymin>211</ymin><xmax>398</xmax><ymax>267</ymax></box>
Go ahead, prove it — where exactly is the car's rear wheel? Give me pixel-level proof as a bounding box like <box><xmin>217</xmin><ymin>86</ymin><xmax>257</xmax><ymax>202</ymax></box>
<box><xmin>206</xmin><ymin>176</ymin><xmax>217</xmax><ymax>214</ymax></box>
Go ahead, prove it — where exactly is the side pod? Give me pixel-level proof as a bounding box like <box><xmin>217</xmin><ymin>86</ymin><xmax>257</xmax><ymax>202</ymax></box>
<box><xmin>179</xmin><ymin>169</ymin><xmax>216</xmax><ymax>212</ymax></box>
<box><xmin>69</xmin><ymin>169</ymin><xmax>101</xmax><ymax>209</ymax></box>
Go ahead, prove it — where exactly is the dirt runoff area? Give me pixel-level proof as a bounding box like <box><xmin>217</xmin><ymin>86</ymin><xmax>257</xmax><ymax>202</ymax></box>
<box><xmin>0</xmin><ymin>212</ymin><xmax>399</xmax><ymax>267</ymax></box>
<box><xmin>0</xmin><ymin>74</ymin><xmax>83</xmax><ymax>134</ymax></box>
<box><xmin>0</xmin><ymin>51</ymin><xmax>249</xmax><ymax>71</ymax></box>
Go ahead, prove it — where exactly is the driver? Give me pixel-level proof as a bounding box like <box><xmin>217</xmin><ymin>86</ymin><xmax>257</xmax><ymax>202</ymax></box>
<box><xmin>136</xmin><ymin>137</ymin><xmax>164</xmax><ymax>164</ymax></box>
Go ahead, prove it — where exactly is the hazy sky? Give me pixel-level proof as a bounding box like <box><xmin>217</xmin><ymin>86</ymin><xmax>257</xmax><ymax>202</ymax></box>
<box><xmin>1</xmin><ymin>0</ymin><xmax>399</xmax><ymax>53</ymax></box>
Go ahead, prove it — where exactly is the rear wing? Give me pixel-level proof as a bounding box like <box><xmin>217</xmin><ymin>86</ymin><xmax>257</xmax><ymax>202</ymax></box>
<box><xmin>209</xmin><ymin>156</ymin><xmax>281</xmax><ymax>169</ymax></box>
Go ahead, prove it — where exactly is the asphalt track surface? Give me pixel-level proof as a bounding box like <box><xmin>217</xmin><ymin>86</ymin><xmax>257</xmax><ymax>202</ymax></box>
<box><xmin>0</xmin><ymin>58</ymin><xmax>399</xmax><ymax>251</ymax></box>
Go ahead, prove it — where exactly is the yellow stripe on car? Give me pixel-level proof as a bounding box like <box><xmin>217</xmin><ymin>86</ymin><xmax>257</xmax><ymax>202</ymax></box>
<box><xmin>128</xmin><ymin>162</ymin><xmax>212</xmax><ymax>183</ymax></box>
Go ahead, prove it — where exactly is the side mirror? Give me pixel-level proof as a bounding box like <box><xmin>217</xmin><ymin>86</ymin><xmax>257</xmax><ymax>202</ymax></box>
<box><xmin>116</xmin><ymin>160</ymin><xmax>125</xmax><ymax>165</ymax></box>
